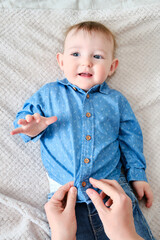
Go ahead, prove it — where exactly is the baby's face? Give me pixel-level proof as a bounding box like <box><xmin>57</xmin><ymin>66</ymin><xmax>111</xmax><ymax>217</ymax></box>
<box><xmin>57</xmin><ymin>29</ymin><xmax>118</xmax><ymax>91</ymax></box>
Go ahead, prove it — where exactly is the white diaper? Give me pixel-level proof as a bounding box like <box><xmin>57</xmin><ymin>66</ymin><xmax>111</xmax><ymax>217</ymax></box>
<box><xmin>46</xmin><ymin>173</ymin><xmax>62</xmax><ymax>193</ymax></box>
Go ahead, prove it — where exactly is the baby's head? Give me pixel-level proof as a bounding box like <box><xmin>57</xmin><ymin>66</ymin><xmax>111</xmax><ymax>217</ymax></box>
<box><xmin>57</xmin><ymin>21</ymin><xmax>119</xmax><ymax>91</ymax></box>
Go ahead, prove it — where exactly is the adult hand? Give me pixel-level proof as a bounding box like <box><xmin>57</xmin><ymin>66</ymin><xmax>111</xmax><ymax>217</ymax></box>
<box><xmin>10</xmin><ymin>113</ymin><xmax>57</xmax><ymax>137</ymax></box>
<box><xmin>86</xmin><ymin>178</ymin><xmax>144</xmax><ymax>240</ymax></box>
<box><xmin>44</xmin><ymin>181</ymin><xmax>77</xmax><ymax>240</ymax></box>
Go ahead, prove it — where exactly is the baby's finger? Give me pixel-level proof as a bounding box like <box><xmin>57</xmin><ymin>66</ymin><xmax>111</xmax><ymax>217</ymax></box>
<box><xmin>144</xmin><ymin>189</ymin><xmax>153</xmax><ymax>208</ymax></box>
<box><xmin>145</xmin><ymin>198</ymin><xmax>152</xmax><ymax>208</ymax></box>
<box><xmin>10</xmin><ymin>127</ymin><xmax>24</xmax><ymax>135</ymax></box>
<box><xmin>45</xmin><ymin>116</ymin><xmax>58</xmax><ymax>126</ymax></box>
<box><xmin>33</xmin><ymin>113</ymin><xmax>41</xmax><ymax>123</ymax></box>
<box><xmin>18</xmin><ymin>119</ymin><xmax>27</xmax><ymax>125</ymax></box>
<box><xmin>25</xmin><ymin>114</ymin><xmax>34</xmax><ymax>122</ymax></box>
<box><xmin>135</xmin><ymin>188</ymin><xmax>144</xmax><ymax>201</ymax></box>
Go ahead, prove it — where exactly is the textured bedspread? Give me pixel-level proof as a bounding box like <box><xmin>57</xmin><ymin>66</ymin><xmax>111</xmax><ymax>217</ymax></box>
<box><xmin>0</xmin><ymin>5</ymin><xmax>160</xmax><ymax>239</ymax></box>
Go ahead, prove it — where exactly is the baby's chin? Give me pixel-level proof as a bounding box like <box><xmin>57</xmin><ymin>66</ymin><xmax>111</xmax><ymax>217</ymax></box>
<box><xmin>80</xmin><ymin>86</ymin><xmax>92</xmax><ymax>92</ymax></box>
<box><xmin>70</xmin><ymin>80</ymin><xmax>95</xmax><ymax>92</ymax></box>
<box><xmin>77</xmin><ymin>82</ymin><xmax>95</xmax><ymax>91</ymax></box>
<box><xmin>74</xmin><ymin>84</ymin><xmax>91</xmax><ymax>92</ymax></box>
<box><xmin>82</xmin><ymin>88</ymin><xmax>88</xmax><ymax>92</ymax></box>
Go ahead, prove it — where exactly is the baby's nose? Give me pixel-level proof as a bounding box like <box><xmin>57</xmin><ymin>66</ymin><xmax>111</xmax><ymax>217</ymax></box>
<box><xmin>82</xmin><ymin>58</ymin><xmax>93</xmax><ymax>67</ymax></box>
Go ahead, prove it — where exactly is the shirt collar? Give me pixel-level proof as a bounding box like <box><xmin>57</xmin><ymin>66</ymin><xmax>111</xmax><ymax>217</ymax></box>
<box><xmin>57</xmin><ymin>78</ymin><xmax>110</xmax><ymax>95</ymax></box>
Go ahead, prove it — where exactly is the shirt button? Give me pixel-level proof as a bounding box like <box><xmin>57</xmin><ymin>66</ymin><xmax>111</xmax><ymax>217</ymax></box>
<box><xmin>86</xmin><ymin>112</ymin><xmax>91</xmax><ymax>118</ymax></box>
<box><xmin>86</xmin><ymin>135</ymin><xmax>91</xmax><ymax>141</ymax></box>
<box><xmin>82</xmin><ymin>181</ymin><xmax>86</xmax><ymax>187</ymax></box>
<box><xmin>86</xmin><ymin>94</ymin><xmax>90</xmax><ymax>99</ymax></box>
<box><xmin>73</xmin><ymin>87</ymin><xmax>77</xmax><ymax>91</ymax></box>
<box><xmin>84</xmin><ymin>158</ymin><xmax>90</xmax><ymax>164</ymax></box>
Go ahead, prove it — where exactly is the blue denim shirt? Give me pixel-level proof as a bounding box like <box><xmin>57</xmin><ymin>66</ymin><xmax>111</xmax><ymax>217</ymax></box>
<box><xmin>14</xmin><ymin>78</ymin><xmax>147</xmax><ymax>202</ymax></box>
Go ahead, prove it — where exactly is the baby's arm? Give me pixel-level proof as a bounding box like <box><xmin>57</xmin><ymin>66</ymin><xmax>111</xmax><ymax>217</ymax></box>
<box><xmin>10</xmin><ymin>113</ymin><xmax>57</xmax><ymax>137</ymax></box>
<box><xmin>11</xmin><ymin>84</ymin><xmax>58</xmax><ymax>141</ymax></box>
<box><xmin>118</xmin><ymin>94</ymin><xmax>153</xmax><ymax>207</ymax></box>
<box><xmin>131</xmin><ymin>181</ymin><xmax>153</xmax><ymax>208</ymax></box>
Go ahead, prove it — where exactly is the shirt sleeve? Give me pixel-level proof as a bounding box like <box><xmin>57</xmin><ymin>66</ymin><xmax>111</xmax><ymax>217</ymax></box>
<box><xmin>118</xmin><ymin>95</ymin><xmax>148</xmax><ymax>182</ymax></box>
<box><xmin>13</xmin><ymin>85</ymin><xmax>47</xmax><ymax>143</ymax></box>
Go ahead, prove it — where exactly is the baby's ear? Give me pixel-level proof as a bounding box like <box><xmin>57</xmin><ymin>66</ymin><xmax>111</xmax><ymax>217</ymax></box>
<box><xmin>56</xmin><ymin>53</ymin><xmax>64</xmax><ymax>70</ymax></box>
<box><xmin>108</xmin><ymin>58</ymin><xmax>119</xmax><ymax>76</ymax></box>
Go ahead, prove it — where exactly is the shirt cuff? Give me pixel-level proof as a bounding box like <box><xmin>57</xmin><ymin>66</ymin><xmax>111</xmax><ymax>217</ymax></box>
<box><xmin>19</xmin><ymin>131</ymin><xmax>44</xmax><ymax>143</ymax></box>
<box><xmin>126</xmin><ymin>168</ymin><xmax>148</xmax><ymax>182</ymax></box>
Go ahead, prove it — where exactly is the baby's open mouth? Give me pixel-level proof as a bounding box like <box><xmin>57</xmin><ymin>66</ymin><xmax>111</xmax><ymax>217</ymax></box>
<box><xmin>78</xmin><ymin>73</ymin><xmax>92</xmax><ymax>77</ymax></box>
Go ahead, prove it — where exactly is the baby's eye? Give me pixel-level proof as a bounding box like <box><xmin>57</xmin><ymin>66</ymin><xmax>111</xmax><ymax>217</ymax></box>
<box><xmin>94</xmin><ymin>55</ymin><xmax>103</xmax><ymax>59</ymax></box>
<box><xmin>71</xmin><ymin>52</ymin><xmax>80</xmax><ymax>57</ymax></box>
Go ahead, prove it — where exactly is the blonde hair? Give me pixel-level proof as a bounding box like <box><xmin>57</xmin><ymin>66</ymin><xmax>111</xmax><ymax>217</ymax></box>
<box><xmin>64</xmin><ymin>21</ymin><xmax>116</xmax><ymax>57</ymax></box>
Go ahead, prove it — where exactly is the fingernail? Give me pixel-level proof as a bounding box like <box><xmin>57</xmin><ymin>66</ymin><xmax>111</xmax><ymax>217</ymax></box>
<box><xmin>70</xmin><ymin>187</ymin><xmax>77</xmax><ymax>195</ymax></box>
<box><xmin>89</xmin><ymin>177</ymin><xmax>94</xmax><ymax>182</ymax></box>
<box><xmin>86</xmin><ymin>189</ymin><xmax>94</xmax><ymax>196</ymax></box>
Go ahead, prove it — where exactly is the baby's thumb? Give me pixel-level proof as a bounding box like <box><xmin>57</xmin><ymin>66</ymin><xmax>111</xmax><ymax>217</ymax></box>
<box><xmin>46</xmin><ymin>116</ymin><xmax>57</xmax><ymax>126</ymax></box>
<box><xmin>86</xmin><ymin>189</ymin><xmax>107</xmax><ymax>216</ymax></box>
<box><xmin>136</xmin><ymin>188</ymin><xmax>144</xmax><ymax>201</ymax></box>
<box><xmin>66</xmin><ymin>187</ymin><xmax>77</xmax><ymax>212</ymax></box>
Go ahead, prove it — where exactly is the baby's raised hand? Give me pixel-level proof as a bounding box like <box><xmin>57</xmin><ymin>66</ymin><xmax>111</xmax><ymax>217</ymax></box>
<box><xmin>10</xmin><ymin>113</ymin><xmax>57</xmax><ymax>137</ymax></box>
<box><xmin>131</xmin><ymin>181</ymin><xmax>153</xmax><ymax>208</ymax></box>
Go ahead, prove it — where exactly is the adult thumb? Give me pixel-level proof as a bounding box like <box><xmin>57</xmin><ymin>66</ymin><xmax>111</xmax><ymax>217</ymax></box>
<box><xmin>66</xmin><ymin>187</ymin><xmax>77</xmax><ymax>212</ymax></box>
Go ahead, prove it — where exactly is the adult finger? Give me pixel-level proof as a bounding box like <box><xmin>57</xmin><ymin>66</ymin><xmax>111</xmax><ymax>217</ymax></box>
<box><xmin>65</xmin><ymin>187</ymin><xmax>77</xmax><ymax>212</ymax></box>
<box><xmin>51</xmin><ymin>181</ymin><xmax>74</xmax><ymax>202</ymax></box>
<box><xmin>89</xmin><ymin>178</ymin><xmax>123</xmax><ymax>200</ymax></box>
<box><xmin>97</xmin><ymin>179</ymin><xmax>125</xmax><ymax>194</ymax></box>
<box><xmin>105</xmin><ymin>198</ymin><xmax>113</xmax><ymax>207</ymax></box>
<box><xmin>86</xmin><ymin>188</ymin><xmax>108</xmax><ymax>214</ymax></box>
<box><xmin>100</xmin><ymin>191</ymin><xmax>107</xmax><ymax>200</ymax></box>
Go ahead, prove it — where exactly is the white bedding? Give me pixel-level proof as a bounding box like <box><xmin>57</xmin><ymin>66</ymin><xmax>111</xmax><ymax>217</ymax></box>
<box><xmin>0</xmin><ymin>0</ymin><xmax>160</xmax><ymax>9</ymax></box>
<box><xmin>0</xmin><ymin>3</ymin><xmax>160</xmax><ymax>240</ymax></box>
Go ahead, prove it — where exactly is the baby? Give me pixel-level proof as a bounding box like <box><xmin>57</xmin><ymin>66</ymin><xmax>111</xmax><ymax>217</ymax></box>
<box><xmin>11</xmin><ymin>21</ymin><xmax>155</xmax><ymax>240</ymax></box>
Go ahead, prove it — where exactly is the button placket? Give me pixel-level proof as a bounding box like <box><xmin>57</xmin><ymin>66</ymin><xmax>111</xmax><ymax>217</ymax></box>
<box><xmin>86</xmin><ymin>93</ymin><xmax>90</xmax><ymax>99</ymax></box>
<box><xmin>80</xmin><ymin>93</ymin><xmax>94</xmax><ymax>195</ymax></box>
